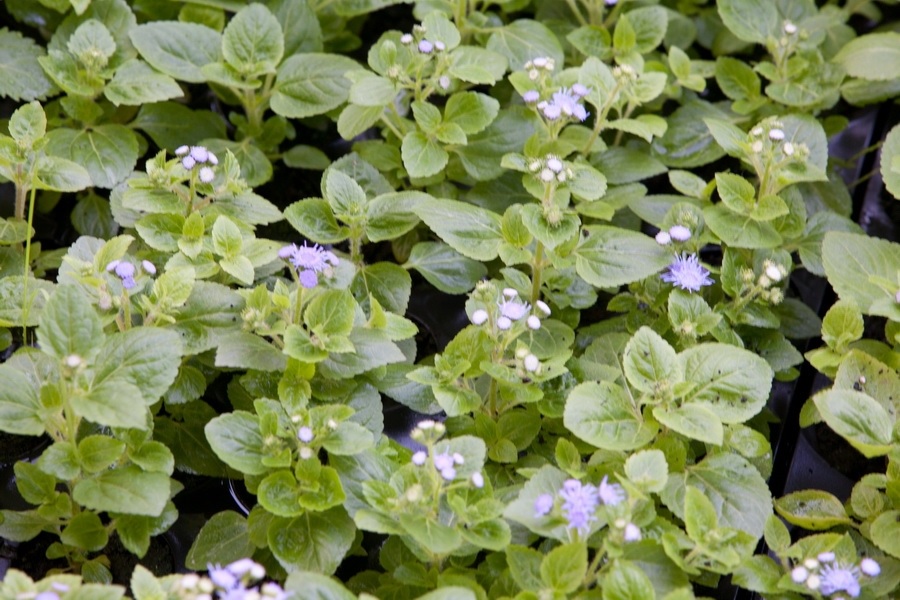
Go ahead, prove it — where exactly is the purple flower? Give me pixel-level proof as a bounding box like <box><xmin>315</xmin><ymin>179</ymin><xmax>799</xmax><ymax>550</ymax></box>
<box><xmin>280</xmin><ymin>242</ymin><xmax>339</xmax><ymax>288</ymax></box>
<box><xmin>207</xmin><ymin>563</ymin><xmax>239</xmax><ymax>590</ymax></box>
<box><xmin>598</xmin><ymin>476</ymin><xmax>626</xmax><ymax>506</ymax></box>
<box><xmin>498</xmin><ymin>298</ymin><xmax>530</xmax><ymax>321</ymax></box>
<box><xmin>534</xmin><ymin>493</ymin><xmax>554</xmax><ymax>517</ymax></box>
<box><xmin>522</xmin><ymin>90</ymin><xmax>540</xmax><ymax>103</ymax></box>
<box><xmin>660</xmin><ymin>254</ymin><xmax>714</xmax><ymax>293</ymax></box>
<box><xmin>418</xmin><ymin>39</ymin><xmax>434</xmax><ymax>53</ymax></box>
<box><xmin>819</xmin><ymin>563</ymin><xmax>861</xmax><ymax>598</ymax></box>
<box><xmin>298</xmin><ymin>426</ymin><xmax>313</xmax><ymax>443</ymax></box>
<box><xmin>106</xmin><ymin>260</ymin><xmax>137</xmax><ymax>289</ymax></box>
<box><xmin>550</xmin><ymin>88</ymin><xmax>589</xmax><ymax>121</ymax></box>
<box><xmin>559</xmin><ymin>479</ymin><xmax>599</xmax><ymax>534</ymax></box>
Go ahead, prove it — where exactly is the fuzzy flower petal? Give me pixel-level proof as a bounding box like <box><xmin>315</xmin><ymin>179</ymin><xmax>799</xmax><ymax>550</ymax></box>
<box><xmin>534</xmin><ymin>493</ymin><xmax>554</xmax><ymax>517</ymax></box>
<box><xmin>660</xmin><ymin>254</ymin><xmax>714</xmax><ymax>293</ymax></box>
<box><xmin>559</xmin><ymin>479</ymin><xmax>599</xmax><ymax>533</ymax></box>
<box><xmin>819</xmin><ymin>563</ymin><xmax>861</xmax><ymax>598</ymax></box>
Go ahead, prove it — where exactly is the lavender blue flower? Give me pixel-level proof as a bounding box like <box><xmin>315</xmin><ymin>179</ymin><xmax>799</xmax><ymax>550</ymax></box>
<box><xmin>106</xmin><ymin>260</ymin><xmax>137</xmax><ymax>289</ymax></box>
<box><xmin>598</xmin><ymin>476</ymin><xmax>626</xmax><ymax>506</ymax></box>
<box><xmin>280</xmin><ymin>242</ymin><xmax>339</xmax><ymax>288</ymax></box>
<box><xmin>534</xmin><ymin>493</ymin><xmax>554</xmax><ymax>517</ymax></box>
<box><xmin>660</xmin><ymin>253</ymin><xmax>714</xmax><ymax>293</ymax></box>
<box><xmin>298</xmin><ymin>426</ymin><xmax>313</xmax><ymax>443</ymax></box>
<box><xmin>559</xmin><ymin>479</ymin><xmax>599</xmax><ymax>534</ymax></box>
<box><xmin>543</xmin><ymin>88</ymin><xmax>589</xmax><ymax>121</ymax></box>
<box><xmin>819</xmin><ymin>563</ymin><xmax>861</xmax><ymax>598</ymax></box>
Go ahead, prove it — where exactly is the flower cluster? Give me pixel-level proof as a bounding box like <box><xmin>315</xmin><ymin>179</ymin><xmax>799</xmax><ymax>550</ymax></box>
<box><xmin>527</xmin><ymin>154</ymin><xmax>574</xmax><ymax>184</ymax></box>
<box><xmin>173</xmin><ymin>559</ymin><xmax>288</xmax><ymax>599</ymax></box>
<box><xmin>655</xmin><ymin>224</ymin><xmax>693</xmax><ymax>245</ymax></box>
<box><xmin>660</xmin><ymin>254</ymin><xmax>714</xmax><ymax>293</ymax></box>
<box><xmin>278</xmin><ymin>242</ymin><xmax>339</xmax><ymax>288</ymax></box>
<box><xmin>789</xmin><ymin>552</ymin><xmax>880</xmax><ymax>598</ymax></box>
<box><xmin>748</xmin><ymin>121</ymin><xmax>808</xmax><ymax>162</ymax></box>
<box><xmin>534</xmin><ymin>477</ymin><xmax>635</xmax><ymax>536</ymax></box>
<box><xmin>470</xmin><ymin>288</ymin><xmax>551</xmax><ymax>332</ymax></box>
<box><xmin>106</xmin><ymin>259</ymin><xmax>155</xmax><ymax>290</ymax></box>
<box><xmin>524</xmin><ymin>56</ymin><xmax>555</xmax><ymax>81</ymax></box>
<box><xmin>410</xmin><ymin>421</ymin><xmax>485</xmax><ymax>488</ymax></box>
<box><xmin>400</xmin><ymin>24</ymin><xmax>446</xmax><ymax>55</ymax></box>
<box><xmin>176</xmin><ymin>145</ymin><xmax>219</xmax><ymax>183</ymax></box>
<box><xmin>535</xmin><ymin>86</ymin><xmax>589</xmax><ymax>122</ymax></box>
<box><xmin>736</xmin><ymin>259</ymin><xmax>787</xmax><ymax>305</ymax></box>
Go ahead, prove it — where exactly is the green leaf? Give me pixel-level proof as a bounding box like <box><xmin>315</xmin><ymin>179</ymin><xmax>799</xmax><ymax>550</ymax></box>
<box><xmin>38</xmin><ymin>442</ymin><xmax>80</xmax><ymax>480</ymax></box>
<box><xmin>132</xmin><ymin>102</ymin><xmax>226</xmax><ymax>152</ymax></box>
<box><xmin>8</xmin><ymin>100</ymin><xmax>46</xmax><ymax>148</ymax></box>
<box><xmin>415</xmin><ymin>197</ymin><xmax>503</xmax><ymax>261</ymax></box>
<box><xmin>486</xmin><ymin>20</ymin><xmax>564</xmax><ymax>73</ymax></box>
<box><xmin>352</xmin><ymin>262</ymin><xmax>411</xmax><ymax>314</ymax></box>
<box><xmin>0</xmin><ymin>509</ymin><xmax>51</xmax><ymax>542</ymax></box>
<box><xmin>507</xmin><ymin>545</ymin><xmax>543</xmax><ymax>592</ymax></box>
<box><xmin>401</xmin><ymin>131</ymin><xmax>448</xmax><ymax>179</ymax></box>
<box><xmin>405</xmin><ymin>242</ymin><xmax>486</xmax><ymax>294</ymax></box>
<box><xmin>61</xmin><ymin>511</ymin><xmax>108</xmax><ymax>552</ymax></box>
<box><xmin>169</xmin><ymin>281</ymin><xmax>242</xmax><ymax>354</ymax></box>
<box><xmin>324</xmin><ymin>168</ymin><xmax>367</xmax><ymax>216</ymax></box>
<box><xmin>129</xmin><ymin>22</ymin><xmax>221</xmax><ymax>83</ymax></box>
<box><xmin>717</xmin><ymin>0</ymin><xmax>778</xmax><ymax>43</ymax></box>
<box><xmin>602</xmin><ymin>560</ymin><xmax>656</xmax><ymax>600</ymax></box>
<box><xmin>444</xmin><ymin>92</ymin><xmax>500</xmax><ymax>135</ymax></box>
<box><xmin>455</xmin><ymin>108</ymin><xmax>535</xmax><ymax>181</ymax></box>
<box><xmin>284</xmin><ymin>198</ymin><xmax>347</xmax><ymax>244</ymax></box>
<box><xmin>73</xmin><ymin>466</ymin><xmax>170</xmax><ymax>516</ymax></box>
<box><xmin>651</xmin><ymin>100</ymin><xmax>728</xmax><ymax>168</ymax></box>
<box><xmin>624</xmin><ymin>449</ymin><xmax>668</xmax><ymax>493</ymax></box>
<box><xmin>541</xmin><ymin>542</ymin><xmax>587</xmax><ymax>593</ymax></box>
<box><xmin>774</xmin><ymin>490</ymin><xmax>852</xmax><ymax>530</ymax></box>
<box><xmin>283</xmin><ymin>145</ymin><xmax>331</xmax><ymax>170</ymax></box>
<box><xmin>654</xmin><ymin>404</ymin><xmax>723</xmax><ymax>445</ymax></box>
<box><xmin>205</xmin><ymin>411</ymin><xmax>266</xmax><ymax>475</ymax></box>
<box><xmin>564</xmin><ymin>381</ymin><xmax>657</xmax><ymax>451</ymax></box>
<box><xmin>661</xmin><ymin>453</ymin><xmax>771</xmax><ymax>538</ymax></box>
<box><xmin>870</xmin><ymin>511</ymin><xmax>900</xmax><ymax>559</ymax></box>
<box><xmin>704</xmin><ymin>204</ymin><xmax>782</xmax><ymax>249</ymax></box>
<box><xmin>211</xmin><ymin>215</ymin><xmax>243</xmax><ymax>259</ymax></box>
<box><xmin>626</xmin><ymin>6</ymin><xmax>668</xmax><ymax>54</ymax></box>
<box><xmin>833</xmin><ymin>32</ymin><xmax>900</xmax><ymax>81</ymax></box>
<box><xmin>284</xmin><ymin>571</ymin><xmax>356</xmax><ymax>600</ymax></box>
<box><xmin>0</xmin><ymin>28</ymin><xmax>55</xmax><ymax>101</ymax></box>
<box><xmin>222</xmin><ymin>3</ymin><xmax>283</xmax><ymax>76</ymax></box>
<box><xmin>271</xmin><ymin>54</ymin><xmax>359</xmax><ymax>118</ymax></box>
<box><xmin>78</xmin><ymin>435</ymin><xmax>125</xmax><ymax>473</ymax></box>
<box><xmin>305</xmin><ymin>289</ymin><xmax>356</xmax><ymax>339</ymax></box>
<box><xmin>270</xmin><ymin>0</ymin><xmax>322</xmax><ymax>55</ymax></box>
<box><xmin>128</xmin><ymin>441</ymin><xmax>175</xmax><ymax>475</ymax></box>
<box><xmin>593</xmin><ymin>147</ymin><xmax>666</xmax><ymax>185</ymax></box>
<box><xmin>268</xmin><ymin>508</ymin><xmax>355</xmax><ymax>574</ymax></box>
<box><xmin>366</xmin><ymin>191</ymin><xmax>422</xmax><ymax>242</ymax></box>
<box><xmin>0</xmin><ymin>365</ymin><xmax>45</xmax><ymax>435</ymax></box>
<box><xmin>215</xmin><ymin>331</ymin><xmax>286</xmax><ymax>372</ymax></box>
<box><xmin>715</xmin><ymin>57</ymin><xmax>761</xmax><ymax>101</ymax></box>
<box><xmin>449</xmin><ymin>46</ymin><xmax>508</xmax><ymax>85</ymax></box>
<box><xmin>0</xmin><ymin>217</ymin><xmax>32</xmax><ymax>245</ymax></box>
<box><xmin>105</xmin><ymin>59</ymin><xmax>183</xmax><ymax>106</ymax></box>
<box><xmin>90</xmin><ymin>327</ymin><xmax>183</xmax><ymax>407</ymax></box>
<box><xmin>574</xmin><ymin>225</ymin><xmax>671</xmax><ymax>288</ymax></box>
<box><xmin>185</xmin><ymin>511</ymin><xmax>253</xmax><ymax>570</ymax></box>
<box><xmin>37</xmin><ymin>284</ymin><xmax>102</xmax><ymax>362</ymax></box>
<box><xmin>14</xmin><ymin>461</ymin><xmax>56</xmax><ymax>504</ymax></box>
<box><xmin>881</xmin><ymin>124</ymin><xmax>900</xmax><ymax>200</ymax></box>
<box><xmin>623</xmin><ymin>326</ymin><xmax>681</xmax><ymax>394</ymax></box>
<box><xmin>822</xmin><ymin>232</ymin><xmax>900</xmax><ymax>320</ymax></box>
<box><xmin>821</xmin><ymin>299</ymin><xmax>863</xmax><ymax>352</ymax></box>
<box><xmin>813</xmin><ymin>389</ymin><xmax>893</xmax><ymax>457</ymax></box>
<box><xmin>45</xmin><ymin>125</ymin><xmax>139</xmax><ymax>190</ymax></box>
<box><xmin>679</xmin><ymin>343</ymin><xmax>773</xmax><ymax>423</ymax></box>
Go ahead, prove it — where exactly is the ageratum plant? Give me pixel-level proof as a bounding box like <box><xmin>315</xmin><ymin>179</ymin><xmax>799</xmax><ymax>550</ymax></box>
<box><xmin>0</xmin><ymin>0</ymin><xmax>898</xmax><ymax>598</ymax></box>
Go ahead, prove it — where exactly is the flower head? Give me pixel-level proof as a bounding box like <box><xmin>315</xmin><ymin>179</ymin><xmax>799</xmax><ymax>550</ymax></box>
<box><xmin>471</xmin><ymin>472</ymin><xmax>484</xmax><ymax>488</ymax></box>
<box><xmin>471</xmin><ymin>309</ymin><xmax>489</xmax><ymax>325</ymax></box>
<box><xmin>418</xmin><ymin>39</ymin><xmax>433</xmax><ymax>53</ymax></box>
<box><xmin>522</xmin><ymin>90</ymin><xmax>540</xmax><ymax>103</ymax></box>
<box><xmin>598</xmin><ymin>475</ymin><xmax>626</xmax><ymax>506</ymax></box>
<box><xmin>860</xmin><ymin>558</ymin><xmax>881</xmax><ymax>577</ymax></box>
<box><xmin>412</xmin><ymin>450</ymin><xmax>427</xmax><ymax>465</ymax></box>
<box><xmin>298</xmin><ymin>426</ymin><xmax>314</xmax><ymax>443</ymax></box>
<box><xmin>668</xmin><ymin>225</ymin><xmax>692</xmax><ymax>242</ymax></box>
<box><xmin>280</xmin><ymin>242</ymin><xmax>339</xmax><ymax>288</ymax></box>
<box><xmin>548</xmin><ymin>87</ymin><xmax>588</xmax><ymax>121</ymax></box>
<box><xmin>819</xmin><ymin>563</ymin><xmax>861</xmax><ymax>598</ymax></box>
<box><xmin>199</xmin><ymin>166</ymin><xmax>215</xmax><ymax>183</ymax></box>
<box><xmin>661</xmin><ymin>254</ymin><xmax>714</xmax><ymax>293</ymax></box>
<box><xmin>499</xmin><ymin>298</ymin><xmax>530</xmax><ymax>321</ymax></box>
<box><xmin>534</xmin><ymin>493</ymin><xmax>554</xmax><ymax>517</ymax></box>
<box><xmin>623</xmin><ymin>523</ymin><xmax>642</xmax><ymax>542</ymax></box>
<box><xmin>106</xmin><ymin>259</ymin><xmax>137</xmax><ymax>289</ymax></box>
<box><xmin>559</xmin><ymin>479</ymin><xmax>599</xmax><ymax>533</ymax></box>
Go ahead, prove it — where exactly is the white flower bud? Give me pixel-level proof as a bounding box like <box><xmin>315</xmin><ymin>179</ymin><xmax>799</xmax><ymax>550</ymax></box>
<box><xmin>106</xmin><ymin>259</ymin><xmax>121</xmax><ymax>272</ymax></box>
<box><xmin>497</xmin><ymin>316</ymin><xmax>512</xmax><ymax>330</ymax></box>
<box><xmin>419</xmin><ymin>420</ymin><xmax>435</xmax><ymax>430</ymax></box>
<box><xmin>540</xmin><ymin>168</ymin><xmax>554</xmax><ymax>182</ymax></box>
<box><xmin>452</xmin><ymin>452</ymin><xmax>465</xmax><ymax>464</ymax></box>
<box><xmin>750</xmin><ymin>126</ymin><xmax>763</xmax><ymax>137</ymax></box>
<box><xmin>434</xmin><ymin>41</ymin><xmax>445</xmax><ymax>51</ymax></box>
<box><xmin>817</xmin><ymin>552</ymin><xmax>835</xmax><ymax>562</ymax></box>
<box><xmin>182</xmin><ymin>156</ymin><xmax>196</xmax><ymax>170</ymax></box>
<box><xmin>751</xmin><ymin>140</ymin><xmax>764</xmax><ymax>153</ymax></box>
<box><xmin>471</xmin><ymin>472</ymin><xmax>484</xmax><ymax>488</ymax></box>
<box><xmin>503</xmin><ymin>287</ymin><xmax>518</xmax><ymax>298</ymax></box>
<box><xmin>527</xmin><ymin>315</ymin><xmax>541</xmax><ymax>330</ymax></box>
<box><xmin>769</xmin><ymin>128</ymin><xmax>785</xmax><ymax>141</ymax></box>
<box><xmin>412</xmin><ymin>451</ymin><xmax>427</xmax><ymax>465</ymax></box>
<box><xmin>624</xmin><ymin>523</ymin><xmax>641</xmax><ymax>542</ymax></box>
<box><xmin>418</xmin><ymin>40</ymin><xmax>433</xmax><ymax>53</ymax></box>
<box><xmin>536</xmin><ymin>300</ymin><xmax>551</xmax><ymax>315</ymax></box>
<box><xmin>655</xmin><ymin>231</ymin><xmax>672</xmax><ymax>245</ymax></box>
<box><xmin>299</xmin><ymin>447</ymin><xmax>313</xmax><ymax>459</ymax></box>
<box><xmin>804</xmin><ymin>559</ymin><xmax>819</xmax><ymax>570</ymax></box>
<box><xmin>141</xmin><ymin>260</ymin><xmax>156</xmax><ymax>274</ymax></box>
<box><xmin>784</xmin><ymin>21</ymin><xmax>797</xmax><ymax>34</ymax></box>
<box><xmin>533</xmin><ymin>57</ymin><xmax>547</xmax><ymax>68</ymax></box>
<box><xmin>199</xmin><ymin>166</ymin><xmax>215</xmax><ymax>183</ymax></box>
<box><xmin>765</xmin><ymin>263</ymin><xmax>783</xmax><ymax>282</ymax></box>
<box><xmin>806</xmin><ymin>574</ymin><xmax>821</xmax><ymax>590</ymax></box>
<box><xmin>791</xmin><ymin>566</ymin><xmax>809</xmax><ymax>583</ymax></box>
<box><xmin>400</xmin><ymin>34</ymin><xmax>413</xmax><ymax>44</ymax></box>
<box><xmin>524</xmin><ymin>354</ymin><xmax>539</xmax><ymax>372</ymax></box>
<box><xmin>669</xmin><ymin>225</ymin><xmax>691</xmax><ymax>242</ymax></box>
<box><xmin>439</xmin><ymin>75</ymin><xmax>450</xmax><ymax>89</ymax></box>
<box><xmin>190</xmin><ymin>146</ymin><xmax>209</xmax><ymax>163</ymax></box>
<box><xmin>471</xmin><ymin>309</ymin><xmax>489</xmax><ymax>325</ymax></box>
<box><xmin>175</xmin><ymin>145</ymin><xmax>189</xmax><ymax>156</ymax></box>
<box><xmin>440</xmin><ymin>466</ymin><xmax>456</xmax><ymax>480</ymax></box>
<box><xmin>207</xmin><ymin>152</ymin><xmax>218</xmax><ymax>165</ymax></box>
<box><xmin>860</xmin><ymin>558</ymin><xmax>881</xmax><ymax>576</ymax></box>
<box><xmin>546</xmin><ymin>157</ymin><xmax>563</xmax><ymax>172</ymax></box>
<box><xmin>65</xmin><ymin>354</ymin><xmax>82</xmax><ymax>368</ymax></box>
<box><xmin>783</xmin><ymin>142</ymin><xmax>795</xmax><ymax>156</ymax></box>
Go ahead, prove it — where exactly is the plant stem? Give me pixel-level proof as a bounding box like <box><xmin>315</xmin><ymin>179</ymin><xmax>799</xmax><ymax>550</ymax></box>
<box><xmin>20</xmin><ymin>180</ymin><xmax>37</xmax><ymax>341</ymax></box>
<box><xmin>530</xmin><ymin>241</ymin><xmax>545</xmax><ymax>305</ymax></box>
